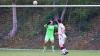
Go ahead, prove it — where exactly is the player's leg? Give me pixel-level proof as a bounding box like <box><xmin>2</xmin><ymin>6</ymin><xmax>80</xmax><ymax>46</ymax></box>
<box><xmin>58</xmin><ymin>35</ymin><xmax>68</xmax><ymax>55</ymax></box>
<box><xmin>50</xmin><ymin>37</ymin><xmax>55</xmax><ymax>52</ymax></box>
<box><xmin>43</xmin><ymin>36</ymin><xmax>49</xmax><ymax>52</ymax></box>
<box><xmin>62</xmin><ymin>34</ymin><xmax>68</xmax><ymax>55</ymax></box>
<box><xmin>58</xmin><ymin>35</ymin><xmax>65</xmax><ymax>53</ymax></box>
<box><xmin>61</xmin><ymin>37</ymin><xmax>68</xmax><ymax>55</ymax></box>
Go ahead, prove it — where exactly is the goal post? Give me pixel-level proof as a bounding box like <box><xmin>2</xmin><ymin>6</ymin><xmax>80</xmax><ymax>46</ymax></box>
<box><xmin>0</xmin><ymin>5</ymin><xmax>100</xmax><ymax>7</ymax></box>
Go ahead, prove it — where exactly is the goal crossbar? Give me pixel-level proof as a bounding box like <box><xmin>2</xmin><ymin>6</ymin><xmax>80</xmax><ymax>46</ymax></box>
<box><xmin>0</xmin><ymin>5</ymin><xmax>100</xmax><ymax>7</ymax></box>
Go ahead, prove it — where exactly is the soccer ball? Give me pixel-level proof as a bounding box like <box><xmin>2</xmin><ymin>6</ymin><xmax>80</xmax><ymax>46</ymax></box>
<box><xmin>33</xmin><ymin>0</ymin><xmax>38</xmax><ymax>5</ymax></box>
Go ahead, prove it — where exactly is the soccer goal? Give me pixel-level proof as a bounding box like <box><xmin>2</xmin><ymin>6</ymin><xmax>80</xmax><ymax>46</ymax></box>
<box><xmin>0</xmin><ymin>5</ymin><xmax>100</xmax><ymax>50</ymax></box>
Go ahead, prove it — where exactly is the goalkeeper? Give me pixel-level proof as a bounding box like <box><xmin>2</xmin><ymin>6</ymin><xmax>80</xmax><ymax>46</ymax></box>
<box><xmin>43</xmin><ymin>20</ymin><xmax>57</xmax><ymax>52</ymax></box>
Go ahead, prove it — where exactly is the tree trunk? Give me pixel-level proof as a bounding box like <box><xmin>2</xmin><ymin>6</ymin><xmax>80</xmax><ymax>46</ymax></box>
<box><xmin>67</xmin><ymin>8</ymin><xmax>72</xmax><ymax>24</ymax></box>
<box><xmin>53</xmin><ymin>0</ymin><xmax>56</xmax><ymax>5</ymax></box>
<box><xmin>60</xmin><ymin>0</ymin><xmax>69</xmax><ymax>21</ymax></box>
<box><xmin>52</xmin><ymin>0</ymin><xmax>57</xmax><ymax>11</ymax></box>
<box><xmin>9</xmin><ymin>0</ymin><xmax>17</xmax><ymax>38</ymax></box>
<box><xmin>53</xmin><ymin>0</ymin><xmax>59</xmax><ymax>21</ymax></box>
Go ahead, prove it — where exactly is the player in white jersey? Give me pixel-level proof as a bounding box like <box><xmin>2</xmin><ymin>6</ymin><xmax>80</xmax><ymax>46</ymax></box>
<box><xmin>57</xmin><ymin>19</ymin><xmax>68</xmax><ymax>55</ymax></box>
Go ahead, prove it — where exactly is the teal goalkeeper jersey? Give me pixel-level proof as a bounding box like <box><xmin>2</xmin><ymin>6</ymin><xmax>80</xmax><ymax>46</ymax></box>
<box><xmin>44</xmin><ymin>24</ymin><xmax>58</xmax><ymax>38</ymax></box>
<box><xmin>45</xmin><ymin>25</ymin><xmax>55</xmax><ymax>37</ymax></box>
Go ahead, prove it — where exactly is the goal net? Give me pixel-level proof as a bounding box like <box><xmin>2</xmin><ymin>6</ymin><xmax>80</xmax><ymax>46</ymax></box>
<box><xmin>0</xmin><ymin>5</ymin><xmax>100</xmax><ymax>49</ymax></box>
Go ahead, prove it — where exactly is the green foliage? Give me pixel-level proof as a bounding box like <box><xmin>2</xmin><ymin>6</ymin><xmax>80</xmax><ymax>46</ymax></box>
<box><xmin>68</xmin><ymin>7</ymin><xmax>100</xmax><ymax>32</ymax></box>
<box><xmin>45</xmin><ymin>10</ymin><xmax>56</xmax><ymax>21</ymax></box>
<box><xmin>68</xmin><ymin>0</ymin><xmax>100</xmax><ymax>5</ymax></box>
<box><xmin>0</xmin><ymin>0</ymin><xmax>11</xmax><ymax>5</ymax></box>
<box><xmin>0</xmin><ymin>0</ymin><xmax>100</xmax><ymax>5</ymax></box>
<box><xmin>39</xmin><ymin>0</ymin><xmax>53</xmax><ymax>5</ymax></box>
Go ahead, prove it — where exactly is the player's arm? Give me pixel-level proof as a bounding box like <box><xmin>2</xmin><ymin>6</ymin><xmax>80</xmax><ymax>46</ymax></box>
<box><xmin>62</xmin><ymin>28</ymin><xmax>65</xmax><ymax>33</ymax></box>
<box><xmin>61</xmin><ymin>24</ymin><xmax>66</xmax><ymax>33</ymax></box>
<box><xmin>54</xmin><ymin>24</ymin><xmax>58</xmax><ymax>35</ymax></box>
<box><xmin>44</xmin><ymin>24</ymin><xmax>48</xmax><ymax>28</ymax></box>
<box><xmin>54</xmin><ymin>24</ymin><xmax>58</xmax><ymax>28</ymax></box>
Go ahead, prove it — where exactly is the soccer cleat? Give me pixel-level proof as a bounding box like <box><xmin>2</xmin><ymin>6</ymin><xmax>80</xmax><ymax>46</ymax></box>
<box><xmin>61</xmin><ymin>51</ymin><xmax>68</xmax><ymax>55</ymax></box>
<box><xmin>43</xmin><ymin>49</ymin><xmax>45</xmax><ymax>53</ymax></box>
<box><xmin>43</xmin><ymin>46</ymin><xmax>46</xmax><ymax>53</ymax></box>
<box><xmin>63</xmin><ymin>51</ymin><xmax>68</xmax><ymax>55</ymax></box>
<box><xmin>51</xmin><ymin>46</ymin><xmax>55</xmax><ymax>52</ymax></box>
<box><xmin>52</xmin><ymin>49</ymin><xmax>55</xmax><ymax>52</ymax></box>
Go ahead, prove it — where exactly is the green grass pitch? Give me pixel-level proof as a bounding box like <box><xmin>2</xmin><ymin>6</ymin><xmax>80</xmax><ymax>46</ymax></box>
<box><xmin>0</xmin><ymin>49</ymin><xmax>100</xmax><ymax>56</ymax></box>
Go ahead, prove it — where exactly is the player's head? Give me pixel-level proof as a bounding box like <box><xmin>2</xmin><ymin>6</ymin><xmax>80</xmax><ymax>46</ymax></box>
<box><xmin>47</xmin><ymin>19</ymin><xmax>54</xmax><ymax>25</ymax></box>
<box><xmin>49</xmin><ymin>20</ymin><xmax>53</xmax><ymax>25</ymax></box>
<box><xmin>58</xmin><ymin>19</ymin><xmax>62</xmax><ymax>23</ymax></box>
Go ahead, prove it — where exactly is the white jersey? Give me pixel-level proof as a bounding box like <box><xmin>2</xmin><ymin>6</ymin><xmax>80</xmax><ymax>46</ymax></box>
<box><xmin>58</xmin><ymin>23</ymin><xmax>67</xmax><ymax>38</ymax></box>
<box><xmin>58</xmin><ymin>23</ymin><xmax>67</xmax><ymax>46</ymax></box>
<box><xmin>58</xmin><ymin>23</ymin><xmax>65</xmax><ymax>34</ymax></box>
<box><xmin>58</xmin><ymin>23</ymin><xmax>68</xmax><ymax>54</ymax></box>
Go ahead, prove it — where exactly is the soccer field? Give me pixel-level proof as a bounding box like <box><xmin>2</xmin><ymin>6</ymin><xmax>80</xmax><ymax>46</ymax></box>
<box><xmin>0</xmin><ymin>49</ymin><xmax>100</xmax><ymax>56</ymax></box>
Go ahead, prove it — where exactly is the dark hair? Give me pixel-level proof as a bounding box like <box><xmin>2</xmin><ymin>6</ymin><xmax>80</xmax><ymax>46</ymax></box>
<box><xmin>47</xmin><ymin>21</ymin><xmax>51</xmax><ymax>25</ymax></box>
<box><xmin>58</xmin><ymin>19</ymin><xmax>62</xmax><ymax>23</ymax></box>
<box><xmin>47</xmin><ymin>20</ymin><xmax>54</xmax><ymax>25</ymax></box>
<box><xmin>53</xmin><ymin>20</ymin><xmax>58</xmax><ymax>25</ymax></box>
